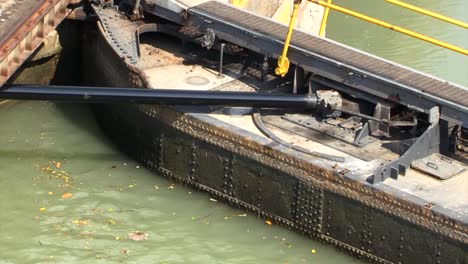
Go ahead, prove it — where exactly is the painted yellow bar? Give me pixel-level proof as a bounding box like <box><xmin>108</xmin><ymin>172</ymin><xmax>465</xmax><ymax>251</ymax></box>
<box><xmin>309</xmin><ymin>0</ymin><xmax>468</xmax><ymax>55</ymax></box>
<box><xmin>272</xmin><ymin>0</ymin><xmax>293</xmax><ymax>25</ymax></box>
<box><xmin>275</xmin><ymin>2</ymin><xmax>301</xmax><ymax>77</ymax></box>
<box><xmin>319</xmin><ymin>0</ymin><xmax>331</xmax><ymax>37</ymax></box>
<box><xmin>386</xmin><ymin>0</ymin><xmax>468</xmax><ymax>29</ymax></box>
<box><xmin>231</xmin><ymin>0</ymin><xmax>247</xmax><ymax>8</ymax></box>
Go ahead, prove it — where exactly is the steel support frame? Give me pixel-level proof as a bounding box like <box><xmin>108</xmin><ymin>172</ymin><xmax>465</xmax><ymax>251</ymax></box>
<box><xmin>372</xmin><ymin>107</ymin><xmax>441</xmax><ymax>183</ymax></box>
<box><xmin>186</xmin><ymin>8</ymin><xmax>468</xmax><ymax>127</ymax></box>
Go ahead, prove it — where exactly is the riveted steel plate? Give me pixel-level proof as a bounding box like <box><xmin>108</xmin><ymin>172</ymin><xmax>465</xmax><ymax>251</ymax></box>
<box><xmin>233</xmin><ymin>157</ymin><xmax>296</xmax><ymax>220</ymax></box>
<box><xmin>322</xmin><ymin>191</ymin><xmax>467</xmax><ymax>264</ymax></box>
<box><xmin>93</xmin><ymin>6</ymin><xmax>140</xmax><ymax>64</ymax></box>
<box><xmin>194</xmin><ymin>142</ymin><xmax>233</xmax><ymax>191</ymax></box>
<box><xmin>160</xmin><ymin>132</ymin><xmax>193</xmax><ymax>180</ymax></box>
<box><xmin>293</xmin><ymin>180</ymin><xmax>324</xmax><ymax>237</ymax></box>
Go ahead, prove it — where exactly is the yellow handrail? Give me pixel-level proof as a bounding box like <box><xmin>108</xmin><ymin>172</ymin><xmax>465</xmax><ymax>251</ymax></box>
<box><xmin>275</xmin><ymin>0</ymin><xmax>467</xmax><ymax>77</ymax></box>
<box><xmin>385</xmin><ymin>0</ymin><xmax>468</xmax><ymax>29</ymax></box>
<box><xmin>275</xmin><ymin>1</ymin><xmax>301</xmax><ymax>77</ymax></box>
<box><xmin>309</xmin><ymin>0</ymin><xmax>468</xmax><ymax>55</ymax></box>
<box><xmin>319</xmin><ymin>0</ymin><xmax>331</xmax><ymax>37</ymax></box>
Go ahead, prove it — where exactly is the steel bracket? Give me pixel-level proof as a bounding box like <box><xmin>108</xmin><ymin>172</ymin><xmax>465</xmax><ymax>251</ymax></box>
<box><xmin>369</xmin><ymin>103</ymin><xmax>391</xmax><ymax>137</ymax></box>
<box><xmin>372</xmin><ymin>106</ymin><xmax>440</xmax><ymax>183</ymax></box>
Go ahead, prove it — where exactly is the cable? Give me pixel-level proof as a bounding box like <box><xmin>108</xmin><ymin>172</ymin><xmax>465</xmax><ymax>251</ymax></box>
<box><xmin>252</xmin><ymin>111</ymin><xmax>345</xmax><ymax>162</ymax></box>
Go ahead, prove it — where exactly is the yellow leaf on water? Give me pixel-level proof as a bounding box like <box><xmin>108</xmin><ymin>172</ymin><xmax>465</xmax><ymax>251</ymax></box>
<box><xmin>39</xmin><ymin>207</ymin><xmax>46</xmax><ymax>211</ymax></box>
<box><xmin>62</xmin><ymin>192</ymin><xmax>73</xmax><ymax>199</ymax></box>
<box><xmin>128</xmin><ymin>184</ymin><xmax>135</xmax><ymax>188</ymax></box>
<box><xmin>108</xmin><ymin>219</ymin><xmax>116</xmax><ymax>225</ymax></box>
<box><xmin>265</xmin><ymin>220</ymin><xmax>272</xmax><ymax>225</ymax></box>
<box><xmin>48</xmin><ymin>192</ymin><xmax>53</xmax><ymax>195</ymax></box>
<box><xmin>55</xmin><ymin>162</ymin><xmax>61</xmax><ymax>168</ymax></box>
<box><xmin>72</xmin><ymin>219</ymin><xmax>90</xmax><ymax>225</ymax></box>
<box><xmin>311</xmin><ymin>249</ymin><xmax>316</xmax><ymax>254</ymax></box>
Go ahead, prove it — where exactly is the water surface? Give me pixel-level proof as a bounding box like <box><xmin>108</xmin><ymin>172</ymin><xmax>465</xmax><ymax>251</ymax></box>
<box><xmin>1</xmin><ymin>1</ymin><xmax>466</xmax><ymax>263</ymax></box>
<box><xmin>328</xmin><ymin>0</ymin><xmax>468</xmax><ymax>86</ymax></box>
<box><xmin>0</xmin><ymin>102</ymin><xmax>361</xmax><ymax>263</ymax></box>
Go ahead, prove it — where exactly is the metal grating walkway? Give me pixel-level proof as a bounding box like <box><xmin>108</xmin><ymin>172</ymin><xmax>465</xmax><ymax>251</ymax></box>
<box><xmin>189</xmin><ymin>1</ymin><xmax>468</xmax><ymax>125</ymax></box>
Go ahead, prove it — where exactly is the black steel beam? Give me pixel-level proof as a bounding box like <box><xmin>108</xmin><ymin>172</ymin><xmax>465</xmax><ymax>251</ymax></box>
<box><xmin>0</xmin><ymin>85</ymin><xmax>317</xmax><ymax>109</ymax></box>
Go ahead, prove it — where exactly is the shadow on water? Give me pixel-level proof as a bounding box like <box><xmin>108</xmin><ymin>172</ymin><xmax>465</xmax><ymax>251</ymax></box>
<box><xmin>52</xmin><ymin>102</ymin><xmax>112</xmax><ymax>143</ymax></box>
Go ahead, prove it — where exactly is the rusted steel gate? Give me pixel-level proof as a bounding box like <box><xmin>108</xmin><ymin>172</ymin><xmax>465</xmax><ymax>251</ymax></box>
<box><xmin>0</xmin><ymin>0</ymin><xmax>71</xmax><ymax>86</ymax></box>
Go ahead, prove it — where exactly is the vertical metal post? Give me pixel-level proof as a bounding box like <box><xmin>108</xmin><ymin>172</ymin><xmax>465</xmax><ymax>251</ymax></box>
<box><xmin>133</xmin><ymin>0</ymin><xmax>141</xmax><ymax>16</ymax></box>
<box><xmin>319</xmin><ymin>0</ymin><xmax>331</xmax><ymax>37</ymax></box>
<box><xmin>275</xmin><ymin>0</ymin><xmax>301</xmax><ymax>77</ymax></box>
<box><xmin>219</xmin><ymin>43</ymin><xmax>225</xmax><ymax>77</ymax></box>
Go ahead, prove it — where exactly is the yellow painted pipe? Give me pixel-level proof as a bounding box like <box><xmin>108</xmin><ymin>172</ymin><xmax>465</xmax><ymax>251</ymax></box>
<box><xmin>275</xmin><ymin>2</ymin><xmax>301</xmax><ymax>77</ymax></box>
<box><xmin>386</xmin><ymin>0</ymin><xmax>468</xmax><ymax>29</ymax></box>
<box><xmin>309</xmin><ymin>0</ymin><xmax>468</xmax><ymax>55</ymax></box>
<box><xmin>319</xmin><ymin>0</ymin><xmax>331</xmax><ymax>37</ymax></box>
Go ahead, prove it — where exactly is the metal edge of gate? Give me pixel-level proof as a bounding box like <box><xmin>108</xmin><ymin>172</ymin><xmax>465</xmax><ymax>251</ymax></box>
<box><xmin>0</xmin><ymin>0</ymin><xmax>71</xmax><ymax>87</ymax></box>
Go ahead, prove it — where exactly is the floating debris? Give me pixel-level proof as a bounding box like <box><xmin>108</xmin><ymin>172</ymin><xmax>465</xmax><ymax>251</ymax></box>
<box><xmin>62</xmin><ymin>192</ymin><xmax>72</xmax><ymax>199</ymax></box>
<box><xmin>128</xmin><ymin>231</ymin><xmax>148</xmax><ymax>241</ymax></box>
<box><xmin>38</xmin><ymin>161</ymin><xmax>73</xmax><ymax>188</ymax></box>
<box><xmin>72</xmin><ymin>219</ymin><xmax>90</xmax><ymax>226</ymax></box>
<box><xmin>265</xmin><ymin>220</ymin><xmax>272</xmax><ymax>225</ymax></box>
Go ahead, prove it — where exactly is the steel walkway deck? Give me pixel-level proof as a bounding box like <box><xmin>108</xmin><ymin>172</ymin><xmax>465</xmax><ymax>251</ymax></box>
<box><xmin>188</xmin><ymin>1</ymin><xmax>468</xmax><ymax>126</ymax></box>
<box><xmin>0</xmin><ymin>0</ymin><xmax>70</xmax><ymax>86</ymax></box>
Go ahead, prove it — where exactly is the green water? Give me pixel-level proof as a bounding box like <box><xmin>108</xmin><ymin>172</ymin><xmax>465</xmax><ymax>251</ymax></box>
<box><xmin>1</xmin><ymin>1</ymin><xmax>466</xmax><ymax>263</ymax></box>
<box><xmin>328</xmin><ymin>0</ymin><xmax>468</xmax><ymax>87</ymax></box>
<box><xmin>0</xmin><ymin>102</ymin><xmax>361</xmax><ymax>264</ymax></box>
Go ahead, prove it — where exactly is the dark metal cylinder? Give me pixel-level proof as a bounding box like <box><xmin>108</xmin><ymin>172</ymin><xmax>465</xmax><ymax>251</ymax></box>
<box><xmin>1</xmin><ymin>85</ymin><xmax>318</xmax><ymax>109</ymax></box>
